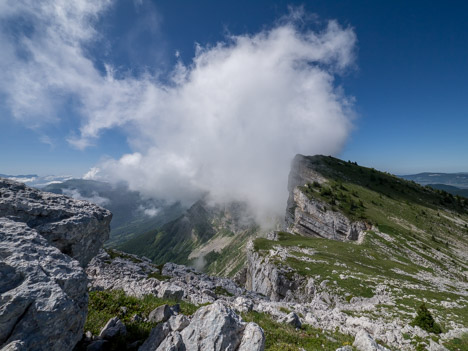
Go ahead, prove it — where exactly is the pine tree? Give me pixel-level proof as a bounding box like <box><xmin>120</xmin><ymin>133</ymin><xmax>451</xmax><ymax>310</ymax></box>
<box><xmin>411</xmin><ymin>303</ymin><xmax>442</xmax><ymax>334</ymax></box>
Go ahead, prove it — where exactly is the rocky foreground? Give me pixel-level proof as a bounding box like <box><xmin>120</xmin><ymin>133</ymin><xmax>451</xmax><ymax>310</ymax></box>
<box><xmin>0</xmin><ymin>179</ymin><xmax>111</xmax><ymax>350</ymax></box>
<box><xmin>0</xmin><ymin>179</ymin><xmax>266</xmax><ymax>351</ymax></box>
<box><xmin>86</xmin><ymin>247</ymin><xmax>467</xmax><ymax>351</ymax></box>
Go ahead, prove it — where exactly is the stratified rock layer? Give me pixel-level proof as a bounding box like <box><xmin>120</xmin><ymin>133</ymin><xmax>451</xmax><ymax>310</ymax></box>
<box><xmin>286</xmin><ymin>155</ymin><xmax>367</xmax><ymax>241</ymax></box>
<box><xmin>0</xmin><ymin>178</ymin><xmax>112</xmax><ymax>267</ymax></box>
<box><xmin>290</xmin><ymin>188</ymin><xmax>368</xmax><ymax>240</ymax></box>
<box><xmin>0</xmin><ymin>218</ymin><xmax>88</xmax><ymax>350</ymax></box>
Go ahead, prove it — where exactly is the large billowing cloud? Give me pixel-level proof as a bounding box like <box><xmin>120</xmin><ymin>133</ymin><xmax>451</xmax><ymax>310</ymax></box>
<box><xmin>1</xmin><ymin>1</ymin><xmax>357</xmax><ymax>225</ymax></box>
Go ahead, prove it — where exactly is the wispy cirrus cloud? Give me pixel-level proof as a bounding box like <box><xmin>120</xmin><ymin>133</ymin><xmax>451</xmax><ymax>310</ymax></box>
<box><xmin>1</xmin><ymin>1</ymin><xmax>357</xmax><ymax>223</ymax></box>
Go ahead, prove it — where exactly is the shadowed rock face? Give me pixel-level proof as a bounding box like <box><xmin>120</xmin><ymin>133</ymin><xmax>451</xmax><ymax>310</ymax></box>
<box><xmin>0</xmin><ymin>178</ymin><xmax>112</xmax><ymax>266</ymax></box>
<box><xmin>0</xmin><ymin>178</ymin><xmax>112</xmax><ymax>351</ymax></box>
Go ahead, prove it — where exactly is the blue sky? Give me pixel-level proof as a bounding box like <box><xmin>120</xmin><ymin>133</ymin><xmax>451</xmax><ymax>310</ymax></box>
<box><xmin>1</xmin><ymin>0</ymin><xmax>467</xmax><ymax>181</ymax></box>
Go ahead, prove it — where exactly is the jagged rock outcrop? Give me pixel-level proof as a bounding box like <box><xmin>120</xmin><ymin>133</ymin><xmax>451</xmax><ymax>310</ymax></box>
<box><xmin>285</xmin><ymin>155</ymin><xmax>367</xmax><ymax>241</ymax></box>
<box><xmin>140</xmin><ymin>301</ymin><xmax>265</xmax><ymax>351</ymax></box>
<box><xmin>87</xmin><ymin>250</ymin><xmax>262</xmax><ymax>305</ymax></box>
<box><xmin>87</xmin><ymin>250</ymin><xmax>161</xmax><ymax>298</ymax></box>
<box><xmin>0</xmin><ymin>218</ymin><xmax>88</xmax><ymax>350</ymax></box>
<box><xmin>244</xmin><ymin>239</ymin><xmax>322</xmax><ymax>302</ymax></box>
<box><xmin>244</xmin><ymin>241</ymin><xmax>305</xmax><ymax>301</ymax></box>
<box><xmin>0</xmin><ymin>178</ymin><xmax>112</xmax><ymax>351</ymax></box>
<box><xmin>286</xmin><ymin>154</ymin><xmax>329</xmax><ymax>225</ymax></box>
<box><xmin>0</xmin><ymin>178</ymin><xmax>112</xmax><ymax>266</ymax></box>
<box><xmin>99</xmin><ymin>317</ymin><xmax>127</xmax><ymax>340</ymax></box>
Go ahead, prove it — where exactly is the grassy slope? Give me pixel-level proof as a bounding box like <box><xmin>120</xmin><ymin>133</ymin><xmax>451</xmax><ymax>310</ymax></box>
<box><xmin>242</xmin><ymin>311</ymin><xmax>355</xmax><ymax>351</ymax></box>
<box><xmin>255</xmin><ymin>156</ymin><xmax>468</xmax><ymax>334</ymax></box>
<box><xmin>118</xmin><ymin>201</ymin><xmax>259</xmax><ymax>275</ymax></box>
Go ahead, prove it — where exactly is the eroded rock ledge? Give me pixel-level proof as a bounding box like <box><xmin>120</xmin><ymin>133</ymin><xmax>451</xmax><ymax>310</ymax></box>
<box><xmin>0</xmin><ymin>178</ymin><xmax>112</xmax><ymax>267</ymax></box>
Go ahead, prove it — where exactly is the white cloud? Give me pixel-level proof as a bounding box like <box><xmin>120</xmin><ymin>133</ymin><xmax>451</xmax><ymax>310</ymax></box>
<box><xmin>138</xmin><ymin>205</ymin><xmax>160</xmax><ymax>218</ymax></box>
<box><xmin>62</xmin><ymin>188</ymin><xmax>110</xmax><ymax>206</ymax></box>
<box><xmin>0</xmin><ymin>2</ymin><xmax>357</xmax><ymax>225</ymax></box>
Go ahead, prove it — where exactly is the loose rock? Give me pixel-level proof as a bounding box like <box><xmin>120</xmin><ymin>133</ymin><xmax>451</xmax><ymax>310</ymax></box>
<box><xmin>99</xmin><ymin>317</ymin><xmax>127</xmax><ymax>340</ymax></box>
<box><xmin>148</xmin><ymin>305</ymin><xmax>173</xmax><ymax>324</ymax></box>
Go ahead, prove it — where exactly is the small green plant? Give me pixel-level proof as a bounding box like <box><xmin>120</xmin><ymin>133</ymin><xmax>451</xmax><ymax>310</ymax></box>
<box><xmin>444</xmin><ymin>332</ymin><xmax>468</xmax><ymax>351</ymax></box>
<box><xmin>146</xmin><ymin>271</ymin><xmax>170</xmax><ymax>281</ymax></box>
<box><xmin>214</xmin><ymin>286</ymin><xmax>233</xmax><ymax>296</ymax></box>
<box><xmin>411</xmin><ymin>303</ymin><xmax>442</xmax><ymax>334</ymax></box>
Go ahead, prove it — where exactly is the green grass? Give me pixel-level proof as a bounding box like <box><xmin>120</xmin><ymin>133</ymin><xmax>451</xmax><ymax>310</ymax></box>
<box><xmin>214</xmin><ymin>286</ymin><xmax>234</xmax><ymax>296</ymax></box>
<box><xmin>83</xmin><ymin>290</ymin><xmax>198</xmax><ymax>348</ymax></box>
<box><xmin>444</xmin><ymin>333</ymin><xmax>468</xmax><ymax>351</ymax></box>
<box><xmin>105</xmin><ymin>248</ymin><xmax>142</xmax><ymax>264</ymax></box>
<box><xmin>242</xmin><ymin>311</ymin><xmax>355</xmax><ymax>351</ymax></box>
<box><xmin>146</xmin><ymin>271</ymin><xmax>170</xmax><ymax>281</ymax></box>
<box><xmin>305</xmin><ymin>156</ymin><xmax>468</xmax><ymax>214</ymax></box>
<box><xmin>205</xmin><ymin>226</ymin><xmax>259</xmax><ymax>277</ymax></box>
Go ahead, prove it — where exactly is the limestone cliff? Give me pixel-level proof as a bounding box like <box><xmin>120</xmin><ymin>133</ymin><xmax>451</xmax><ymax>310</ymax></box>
<box><xmin>286</xmin><ymin>154</ymin><xmax>368</xmax><ymax>241</ymax></box>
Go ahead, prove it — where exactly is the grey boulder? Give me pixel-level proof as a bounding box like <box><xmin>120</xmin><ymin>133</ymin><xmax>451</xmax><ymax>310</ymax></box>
<box><xmin>238</xmin><ymin>323</ymin><xmax>265</xmax><ymax>351</ymax></box>
<box><xmin>99</xmin><ymin>316</ymin><xmax>127</xmax><ymax>340</ymax></box>
<box><xmin>283</xmin><ymin>312</ymin><xmax>302</xmax><ymax>329</ymax></box>
<box><xmin>168</xmin><ymin>315</ymin><xmax>190</xmax><ymax>332</ymax></box>
<box><xmin>148</xmin><ymin>305</ymin><xmax>173</xmax><ymax>324</ymax></box>
<box><xmin>139</xmin><ymin>322</ymin><xmax>171</xmax><ymax>351</ymax></box>
<box><xmin>353</xmin><ymin>329</ymin><xmax>390</xmax><ymax>351</ymax></box>
<box><xmin>155</xmin><ymin>332</ymin><xmax>183</xmax><ymax>351</ymax></box>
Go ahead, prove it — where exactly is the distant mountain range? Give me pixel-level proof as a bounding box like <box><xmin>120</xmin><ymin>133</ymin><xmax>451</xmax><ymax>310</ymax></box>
<box><xmin>399</xmin><ymin>172</ymin><xmax>468</xmax><ymax>199</ymax></box>
<box><xmin>425</xmin><ymin>183</ymin><xmax>468</xmax><ymax>198</ymax></box>
<box><xmin>400</xmin><ymin>172</ymin><xmax>468</xmax><ymax>189</ymax></box>
<box><xmin>0</xmin><ymin>174</ymin><xmax>74</xmax><ymax>188</ymax></box>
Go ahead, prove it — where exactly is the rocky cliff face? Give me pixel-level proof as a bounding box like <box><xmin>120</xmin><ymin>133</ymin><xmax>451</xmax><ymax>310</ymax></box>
<box><xmin>0</xmin><ymin>178</ymin><xmax>111</xmax><ymax>351</ymax></box>
<box><xmin>0</xmin><ymin>178</ymin><xmax>112</xmax><ymax>266</ymax></box>
<box><xmin>241</xmin><ymin>155</ymin><xmax>468</xmax><ymax>350</ymax></box>
<box><xmin>286</xmin><ymin>155</ymin><xmax>368</xmax><ymax>241</ymax></box>
<box><xmin>289</xmin><ymin>187</ymin><xmax>368</xmax><ymax>240</ymax></box>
